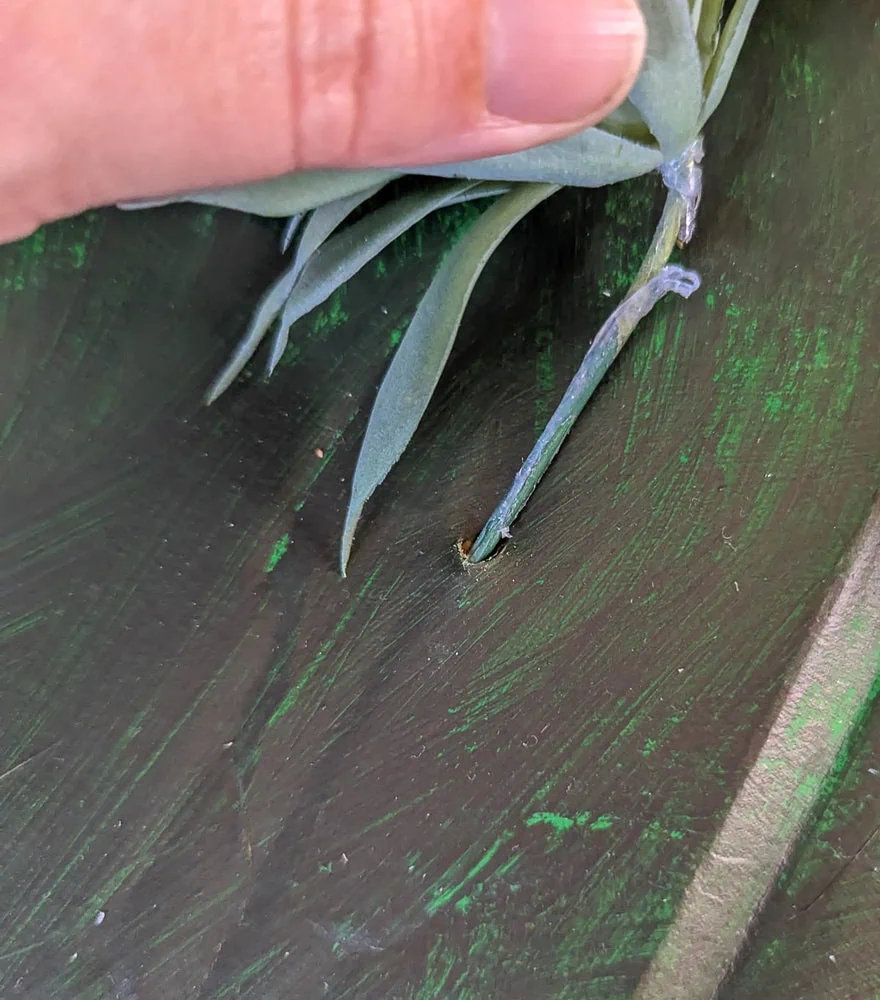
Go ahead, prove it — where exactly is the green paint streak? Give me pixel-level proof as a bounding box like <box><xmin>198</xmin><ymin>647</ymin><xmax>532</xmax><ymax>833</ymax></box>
<box><xmin>264</xmin><ymin>533</ymin><xmax>290</xmax><ymax>573</ymax></box>
<box><xmin>275</xmin><ymin>341</ymin><xmax>301</xmax><ymax>371</ymax></box>
<box><xmin>525</xmin><ymin>811</ymin><xmax>591</xmax><ymax>832</ymax></box>
<box><xmin>706</xmin><ymin>269</ymin><xmax>868</xmax><ymax>513</ymax></box>
<box><xmin>192</xmin><ymin>207</ymin><xmax>216</xmax><ymax>237</ymax></box>
<box><xmin>388</xmin><ymin>323</ymin><xmax>405</xmax><ymax>350</ymax></box>
<box><xmin>590</xmin><ymin>814</ymin><xmax>615</xmax><ymax>831</ymax></box>
<box><xmin>311</xmin><ymin>289</ymin><xmax>349</xmax><ymax>340</ymax></box>
<box><xmin>69</xmin><ymin>241</ymin><xmax>88</xmax><ymax>269</ymax></box>
<box><xmin>0</xmin><ymin>942</ymin><xmax>50</xmax><ymax>964</ymax></box>
<box><xmin>495</xmin><ymin>855</ymin><xmax>520</xmax><ymax>878</ymax></box>
<box><xmin>73</xmin><ymin>862</ymin><xmax>138</xmax><ymax>932</ymax></box>
<box><xmin>267</xmin><ymin>564</ymin><xmax>382</xmax><ymax>728</ymax></box>
<box><xmin>434</xmin><ymin>201</ymin><xmax>487</xmax><ymax>257</ymax></box>
<box><xmin>359</xmin><ymin>795</ymin><xmax>433</xmax><ymax>837</ymax></box>
<box><xmin>600</xmin><ymin>178</ymin><xmax>659</xmax><ymax>293</ymax></box>
<box><xmin>214</xmin><ymin>946</ymin><xmax>288</xmax><ymax>997</ymax></box>
<box><xmin>526</xmin><ymin>811</ymin><xmax>574</xmax><ymax>832</ymax></box>
<box><xmin>0</xmin><ymin>610</ymin><xmax>47</xmax><ymax>641</ymax></box>
<box><xmin>534</xmin><ymin>328</ymin><xmax>554</xmax><ymax>433</ymax></box>
<box><xmin>416</xmin><ymin>940</ymin><xmax>457</xmax><ymax>999</ymax></box>
<box><xmin>26</xmin><ymin>228</ymin><xmax>47</xmax><ymax>257</ymax></box>
<box><xmin>426</xmin><ymin>832</ymin><xmax>512</xmax><ymax>917</ymax></box>
<box><xmin>63</xmin><ymin>213</ymin><xmax>98</xmax><ymax>270</ymax></box>
<box><xmin>779</xmin><ymin>676</ymin><xmax>880</xmax><ymax>904</ymax></box>
<box><xmin>9</xmin><ymin>593</ymin><xmax>261</xmax><ymax>946</ymax></box>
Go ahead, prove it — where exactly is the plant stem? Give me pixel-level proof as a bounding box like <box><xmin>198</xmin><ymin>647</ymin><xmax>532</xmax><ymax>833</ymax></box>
<box><xmin>467</xmin><ymin>190</ymin><xmax>692</xmax><ymax>565</ymax></box>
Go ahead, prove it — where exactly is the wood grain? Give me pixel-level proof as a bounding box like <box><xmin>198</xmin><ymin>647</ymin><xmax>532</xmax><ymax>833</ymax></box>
<box><xmin>1</xmin><ymin>1</ymin><xmax>878</xmax><ymax>997</ymax></box>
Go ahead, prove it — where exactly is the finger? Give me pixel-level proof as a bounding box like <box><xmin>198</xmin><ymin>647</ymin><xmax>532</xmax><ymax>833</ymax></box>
<box><xmin>0</xmin><ymin>0</ymin><xmax>646</xmax><ymax>242</ymax></box>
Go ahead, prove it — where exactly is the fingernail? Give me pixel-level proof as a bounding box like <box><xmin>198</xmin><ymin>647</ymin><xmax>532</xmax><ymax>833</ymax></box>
<box><xmin>487</xmin><ymin>0</ymin><xmax>647</xmax><ymax>125</ymax></box>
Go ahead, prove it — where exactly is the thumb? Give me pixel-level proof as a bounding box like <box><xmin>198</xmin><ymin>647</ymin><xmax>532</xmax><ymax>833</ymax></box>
<box><xmin>1</xmin><ymin>0</ymin><xmax>646</xmax><ymax>241</ymax></box>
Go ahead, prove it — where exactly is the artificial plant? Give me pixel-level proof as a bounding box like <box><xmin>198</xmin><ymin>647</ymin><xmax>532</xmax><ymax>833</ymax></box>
<box><xmin>124</xmin><ymin>0</ymin><xmax>759</xmax><ymax>575</ymax></box>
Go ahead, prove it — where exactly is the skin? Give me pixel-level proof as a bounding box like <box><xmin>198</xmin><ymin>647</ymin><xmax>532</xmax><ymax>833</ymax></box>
<box><xmin>0</xmin><ymin>0</ymin><xmax>646</xmax><ymax>244</ymax></box>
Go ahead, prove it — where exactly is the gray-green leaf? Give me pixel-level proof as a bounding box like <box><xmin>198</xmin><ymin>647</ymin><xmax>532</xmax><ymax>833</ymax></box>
<box><xmin>700</xmin><ymin>0</ymin><xmax>761</xmax><ymax>126</ymax></box>
<box><xmin>119</xmin><ymin>168</ymin><xmax>399</xmax><ymax>218</ymax></box>
<box><xmin>205</xmin><ymin>182</ymin><xmax>386</xmax><ymax>403</ymax></box>
<box><xmin>267</xmin><ymin>181</ymin><xmax>509</xmax><ymax>375</ymax></box>
<box><xmin>280</xmin><ymin>214</ymin><xmax>304</xmax><ymax>253</ymax></box>
<box><xmin>628</xmin><ymin>0</ymin><xmax>704</xmax><ymax>158</ymax></box>
<box><xmin>339</xmin><ymin>182</ymin><xmax>560</xmax><ymax>576</ymax></box>
<box><xmin>695</xmin><ymin>0</ymin><xmax>726</xmax><ymax>65</ymax></box>
<box><xmin>407</xmin><ymin>126</ymin><xmax>662</xmax><ymax>188</ymax></box>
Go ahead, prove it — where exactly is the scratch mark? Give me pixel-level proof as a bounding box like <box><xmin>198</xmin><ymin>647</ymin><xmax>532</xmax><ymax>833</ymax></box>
<box><xmin>309</xmin><ymin>920</ymin><xmax>385</xmax><ymax>955</ymax></box>
<box><xmin>797</xmin><ymin>818</ymin><xmax>880</xmax><ymax>913</ymax></box>
<box><xmin>0</xmin><ymin>745</ymin><xmax>55</xmax><ymax>784</ymax></box>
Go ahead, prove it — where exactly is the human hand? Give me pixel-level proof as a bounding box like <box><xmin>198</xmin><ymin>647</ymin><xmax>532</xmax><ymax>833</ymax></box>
<box><xmin>0</xmin><ymin>0</ymin><xmax>646</xmax><ymax>244</ymax></box>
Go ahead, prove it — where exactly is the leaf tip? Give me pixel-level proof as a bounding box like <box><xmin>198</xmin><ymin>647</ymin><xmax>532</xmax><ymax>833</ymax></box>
<box><xmin>266</xmin><ymin>334</ymin><xmax>287</xmax><ymax>378</ymax></box>
<box><xmin>205</xmin><ymin>364</ymin><xmax>241</xmax><ymax>406</ymax></box>
<box><xmin>339</xmin><ymin>505</ymin><xmax>360</xmax><ymax>579</ymax></box>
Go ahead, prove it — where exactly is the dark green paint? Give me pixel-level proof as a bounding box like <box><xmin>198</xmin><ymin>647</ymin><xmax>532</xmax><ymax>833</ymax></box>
<box><xmin>0</xmin><ymin>2</ymin><xmax>879</xmax><ymax>997</ymax></box>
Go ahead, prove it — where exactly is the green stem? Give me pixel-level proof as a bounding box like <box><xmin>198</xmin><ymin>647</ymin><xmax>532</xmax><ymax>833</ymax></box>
<box><xmin>467</xmin><ymin>191</ymin><xmax>690</xmax><ymax>565</ymax></box>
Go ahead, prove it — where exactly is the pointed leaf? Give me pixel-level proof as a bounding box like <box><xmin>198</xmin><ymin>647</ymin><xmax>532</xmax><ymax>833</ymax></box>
<box><xmin>340</xmin><ymin>182</ymin><xmax>559</xmax><ymax>575</ymax></box>
<box><xmin>288</xmin><ymin>182</ymin><xmax>389</xmax><ymax>278</ymax></box>
<box><xmin>696</xmin><ymin>0</ymin><xmax>726</xmax><ymax>64</ymax></box>
<box><xmin>280</xmin><ymin>214</ymin><xmax>304</xmax><ymax>254</ymax></box>
<box><xmin>205</xmin><ymin>182</ymin><xmax>386</xmax><ymax>403</ymax></box>
<box><xmin>627</xmin><ymin>0</ymin><xmax>704</xmax><ymax>158</ymax></box>
<box><xmin>407</xmin><ymin>126</ymin><xmax>662</xmax><ymax>188</ymax></box>
<box><xmin>266</xmin><ymin>181</ymin><xmax>509</xmax><ymax>375</ymax></box>
<box><xmin>204</xmin><ymin>264</ymin><xmax>305</xmax><ymax>405</ymax></box>
<box><xmin>119</xmin><ymin>168</ymin><xmax>399</xmax><ymax>217</ymax></box>
<box><xmin>121</xmin><ymin>126</ymin><xmax>656</xmax><ymax>220</ymax></box>
<box><xmin>600</xmin><ymin>99</ymin><xmax>656</xmax><ymax>147</ymax></box>
<box><xmin>700</xmin><ymin>0</ymin><xmax>761</xmax><ymax>126</ymax></box>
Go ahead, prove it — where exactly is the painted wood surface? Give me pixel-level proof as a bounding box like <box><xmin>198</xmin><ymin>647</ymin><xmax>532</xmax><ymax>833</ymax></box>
<box><xmin>1</xmin><ymin>1</ymin><xmax>878</xmax><ymax>997</ymax></box>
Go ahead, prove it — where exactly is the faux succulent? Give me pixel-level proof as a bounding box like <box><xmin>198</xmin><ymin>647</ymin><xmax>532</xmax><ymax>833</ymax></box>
<box><xmin>124</xmin><ymin>0</ymin><xmax>759</xmax><ymax>576</ymax></box>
